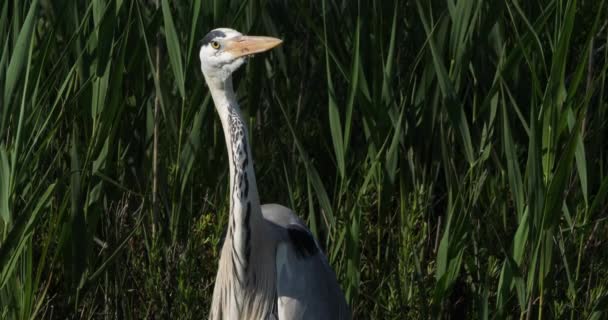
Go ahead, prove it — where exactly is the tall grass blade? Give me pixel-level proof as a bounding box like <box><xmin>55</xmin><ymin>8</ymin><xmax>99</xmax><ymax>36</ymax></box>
<box><xmin>2</xmin><ymin>0</ymin><xmax>37</xmax><ymax>132</ymax></box>
<box><xmin>161</xmin><ymin>0</ymin><xmax>185</xmax><ymax>99</ymax></box>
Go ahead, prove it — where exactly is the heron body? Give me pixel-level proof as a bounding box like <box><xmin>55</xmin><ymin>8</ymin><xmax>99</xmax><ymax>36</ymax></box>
<box><xmin>198</xmin><ymin>28</ymin><xmax>350</xmax><ymax>319</ymax></box>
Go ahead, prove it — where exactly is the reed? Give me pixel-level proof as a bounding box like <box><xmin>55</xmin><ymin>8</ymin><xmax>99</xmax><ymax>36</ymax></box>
<box><xmin>0</xmin><ymin>0</ymin><xmax>606</xmax><ymax>318</ymax></box>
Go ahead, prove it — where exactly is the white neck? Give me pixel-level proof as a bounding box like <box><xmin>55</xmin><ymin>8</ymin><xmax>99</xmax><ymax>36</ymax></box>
<box><xmin>206</xmin><ymin>74</ymin><xmax>262</xmax><ymax>278</ymax></box>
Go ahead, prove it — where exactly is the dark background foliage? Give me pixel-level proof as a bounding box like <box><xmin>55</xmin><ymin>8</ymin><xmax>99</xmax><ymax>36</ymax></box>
<box><xmin>0</xmin><ymin>0</ymin><xmax>607</xmax><ymax>318</ymax></box>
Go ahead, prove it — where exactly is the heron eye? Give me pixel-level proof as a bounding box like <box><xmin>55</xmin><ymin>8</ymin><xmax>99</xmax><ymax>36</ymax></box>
<box><xmin>211</xmin><ymin>41</ymin><xmax>220</xmax><ymax>49</ymax></box>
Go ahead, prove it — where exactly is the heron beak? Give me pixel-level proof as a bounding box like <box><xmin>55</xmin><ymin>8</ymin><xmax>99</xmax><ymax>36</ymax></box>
<box><xmin>225</xmin><ymin>36</ymin><xmax>283</xmax><ymax>58</ymax></box>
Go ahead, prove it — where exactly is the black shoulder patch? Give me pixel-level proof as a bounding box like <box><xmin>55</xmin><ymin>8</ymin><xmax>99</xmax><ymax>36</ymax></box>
<box><xmin>198</xmin><ymin>30</ymin><xmax>227</xmax><ymax>47</ymax></box>
<box><xmin>287</xmin><ymin>224</ymin><xmax>319</xmax><ymax>258</ymax></box>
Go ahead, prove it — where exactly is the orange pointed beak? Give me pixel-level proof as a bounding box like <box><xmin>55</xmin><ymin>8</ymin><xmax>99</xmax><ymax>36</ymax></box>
<box><xmin>225</xmin><ymin>36</ymin><xmax>283</xmax><ymax>58</ymax></box>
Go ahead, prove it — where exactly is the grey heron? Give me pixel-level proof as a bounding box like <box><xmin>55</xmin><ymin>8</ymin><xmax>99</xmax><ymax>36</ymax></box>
<box><xmin>198</xmin><ymin>28</ymin><xmax>351</xmax><ymax>320</ymax></box>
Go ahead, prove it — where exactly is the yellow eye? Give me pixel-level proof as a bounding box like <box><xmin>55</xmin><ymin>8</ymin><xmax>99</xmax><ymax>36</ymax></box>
<box><xmin>211</xmin><ymin>41</ymin><xmax>220</xmax><ymax>49</ymax></box>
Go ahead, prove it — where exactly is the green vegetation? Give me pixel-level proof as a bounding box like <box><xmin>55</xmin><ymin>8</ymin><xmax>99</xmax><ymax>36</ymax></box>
<box><xmin>1</xmin><ymin>0</ymin><xmax>607</xmax><ymax>318</ymax></box>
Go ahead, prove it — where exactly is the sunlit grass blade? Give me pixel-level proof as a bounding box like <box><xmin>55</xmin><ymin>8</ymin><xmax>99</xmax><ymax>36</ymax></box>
<box><xmin>161</xmin><ymin>0</ymin><xmax>185</xmax><ymax>98</ymax></box>
<box><xmin>2</xmin><ymin>0</ymin><xmax>38</xmax><ymax>131</ymax></box>
<box><xmin>322</xmin><ymin>0</ymin><xmax>345</xmax><ymax>179</ymax></box>
<box><xmin>343</xmin><ymin>15</ymin><xmax>360</xmax><ymax>157</ymax></box>
<box><xmin>0</xmin><ymin>183</ymin><xmax>55</xmax><ymax>289</ymax></box>
<box><xmin>501</xmin><ymin>88</ymin><xmax>525</xmax><ymax>219</ymax></box>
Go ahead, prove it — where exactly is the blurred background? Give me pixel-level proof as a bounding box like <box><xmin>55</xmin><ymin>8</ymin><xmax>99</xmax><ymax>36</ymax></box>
<box><xmin>0</xmin><ymin>0</ymin><xmax>607</xmax><ymax>318</ymax></box>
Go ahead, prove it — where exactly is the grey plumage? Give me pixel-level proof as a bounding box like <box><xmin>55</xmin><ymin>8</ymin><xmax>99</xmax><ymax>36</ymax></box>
<box><xmin>264</xmin><ymin>204</ymin><xmax>350</xmax><ymax>320</ymax></box>
<box><xmin>199</xmin><ymin>28</ymin><xmax>350</xmax><ymax>320</ymax></box>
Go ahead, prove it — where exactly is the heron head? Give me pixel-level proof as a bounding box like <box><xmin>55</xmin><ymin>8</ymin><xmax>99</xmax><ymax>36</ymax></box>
<box><xmin>199</xmin><ymin>28</ymin><xmax>282</xmax><ymax>82</ymax></box>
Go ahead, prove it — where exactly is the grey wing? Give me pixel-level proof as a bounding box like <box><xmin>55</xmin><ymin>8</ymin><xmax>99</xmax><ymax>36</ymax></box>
<box><xmin>261</xmin><ymin>204</ymin><xmax>351</xmax><ymax>320</ymax></box>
